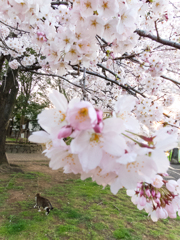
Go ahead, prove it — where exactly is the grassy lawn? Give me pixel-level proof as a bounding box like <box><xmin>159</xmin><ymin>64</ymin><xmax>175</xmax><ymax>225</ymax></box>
<box><xmin>0</xmin><ymin>162</ymin><xmax>180</xmax><ymax>240</ymax></box>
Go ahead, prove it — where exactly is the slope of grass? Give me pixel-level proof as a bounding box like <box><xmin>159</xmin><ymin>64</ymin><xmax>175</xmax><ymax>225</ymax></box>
<box><xmin>0</xmin><ymin>166</ymin><xmax>180</xmax><ymax>240</ymax></box>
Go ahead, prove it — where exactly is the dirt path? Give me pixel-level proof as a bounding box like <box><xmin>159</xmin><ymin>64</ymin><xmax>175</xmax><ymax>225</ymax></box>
<box><xmin>6</xmin><ymin>153</ymin><xmax>49</xmax><ymax>162</ymax></box>
<box><xmin>168</xmin><ymin>164</ymin><xmax>180</xmax><ymax>180</ymax></box>
<box><xmin>6</xmin><ymin>153</ymin><xmax>180</xmax><ymax>180</ymax></box>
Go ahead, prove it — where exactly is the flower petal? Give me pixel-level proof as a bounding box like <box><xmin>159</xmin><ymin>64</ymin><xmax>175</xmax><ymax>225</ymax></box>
<box><xmin>103</xmin><ymin>132</ymin><xmax>127</xmax><ymax>156</ymax></box>
<box><xmin>49</xmin><ymin>90</ymin><xmax>68</xmax><ymax>112</ymax></box>
<box><xmin>28</xmin><ymin>131</ymin><xmax>50</xmax><ymax>143</ymax></box>
<box><xmin>103</xmin><ymin>117</ymin><xmax>125</xmax><ymax>134</ymax></box>
<box><xmin>38</xmin><ymin>108</ymin><xmax>66</xmax><ymax>135</ymax></box>
<box><xmin>70</xmin><ymin>130</ymin><xmax>90</xmax><ymax>154</ymax></box>
<box><xmin>79</xmin><ymin>145</ymin><xmax>103</xmax><ymax>172</ymax></box>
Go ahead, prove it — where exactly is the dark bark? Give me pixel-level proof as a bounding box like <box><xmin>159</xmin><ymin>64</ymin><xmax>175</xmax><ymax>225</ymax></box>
<box><xmin>0</xmin><ymin>54</ymin><xmax>5</xmax><ymax>72</ymax></box>
<box><xmin>0</xmin><ymin>67</ymin><xmax>18</xmax><ymax>165</ymax></box>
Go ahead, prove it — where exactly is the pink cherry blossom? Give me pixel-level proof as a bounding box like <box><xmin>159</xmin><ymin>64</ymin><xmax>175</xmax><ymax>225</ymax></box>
<box><xmin>166</xmin><ymin>180</ymin><xmax>178</xmax><ymax>192</ymax></box>
<box><xmin>139</xmin><ymin>196</ymin><xmax>147</xmax><ymax>206</ymax></box>
<box><xmin>151</xmin><ymin>175</ymin><xmax>164</xmax><ymax>188</ymax></box>
<box><xmin>66</xmin><ymin>101</ymin><xmax>97</xmax><ymax>131</ymax></box>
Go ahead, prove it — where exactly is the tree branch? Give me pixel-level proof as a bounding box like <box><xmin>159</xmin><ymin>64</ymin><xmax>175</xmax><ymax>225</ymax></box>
<box><xmin>114</xmin><ymin>52</ymin><xmax>143</xmax><ymax>61</ymax></box>
<box><xmin>0</xmin><ymin>38</ymin><xmax>18</xmax><ymax>54</ymax></box>
<box><xmin>19</xmin><ymin>65</ymin><xmax>42</xmax><ymax>71</ymax></box>
<box><xmin>51</xmin><ymin>1</ymin><xmax>69</xmax><ymax>6</ymax></box>
<box><xmin>25</xmin><ymin>70</ymin><xmax>89</xmax><ymax>91</ymax></box>
<box><xmin>81</xmin><ymin>67</ymin><xmax>86</xmax><ymax>100</ymax></box>
<box><xmin>71</xmin><ymin>66</ymin><xmax>132</xmax><ymax>95</ymax></box>
<box><xmin>71</xmin><ymin>65</ymin><xmax>138</xmax><ymax>96</ymax></box>
<box><xmin>116</xmin><ymin>54</ymin><xmax>180</xmax><ymax>87</ymax></box>
<box><xmin>97</xmin><ymin>64</ymin><xmax>146</xmax><ymax>98</ymax></box>
<box><xmin>154</xmin><ymin>20</ymin><xmax>160</xmax><ymax>40</ymax></box>
<box><xmin>0</xmin><ymin>20</ymin><xmax>29</xmax><ymax>34</ymax></box>
<box><xmin>161</xmin><ymin>75</ymin><xmax>180</xmax><ymax>86</ymax></box>
<box><xmin>135</xmin><ymin>29</ymin><xmax>180</xmax><ymax>50</ymax></box>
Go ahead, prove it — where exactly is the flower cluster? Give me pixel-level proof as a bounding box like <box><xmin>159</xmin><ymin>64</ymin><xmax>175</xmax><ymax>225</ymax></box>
<box><xmin>0</xmin><ymin>0</ymin><xmax>151</xmax><ymax>72</ymax></box>
<box><xmin>21</xmin><ymin>55</ymin><xmax>36</xmax><ymax>66</ymax></box>
<box><xmin>134</xmin><ymin>98</ymin><xmax>163</xmax><ymax>128</ymax></box>
<box><xmin>140</xmin><ymin>53</ymin><xmax>167</xmax><ymax>77</ymax></box>
<box><xmin>163</xmin><ymin>95</ymin><xmax>175</xmax><ymax>107</ymax></box>
<box><xmin>29</xmin><ymin>90</ymin><xmax>178</xmax><ymax>218</ymax></box>
<box><xmin>128</xmin><ymin>176</ymin><xmax>180</xmax><ymax>221</ymax></box>
<box><xmin>0</xmin><ymin>24</ymin><xmax>10</xmax><ymax>39</ymax></box>
<box><xmin>144</xmin><ymin>77</ymin><xmax>162</xmax><ymax>94</ymax></box>
<box><xmin>9</xmin><ymin>59</ymin><xmax>20</xmax><ymax>70</ymax></box>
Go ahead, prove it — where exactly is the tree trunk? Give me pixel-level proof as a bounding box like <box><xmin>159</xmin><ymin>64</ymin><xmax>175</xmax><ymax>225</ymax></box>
<box><xmin>0</xmin><ymin>66</ymin><xmax>19</xmax><ymax>165</ymax></box>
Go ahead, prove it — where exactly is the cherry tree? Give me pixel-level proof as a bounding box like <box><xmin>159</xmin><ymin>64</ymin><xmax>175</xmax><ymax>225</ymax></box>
<box><xmin>0</xmin><ymin>0</ymin><xmax>180</xmax><ymax>221</ymax></box>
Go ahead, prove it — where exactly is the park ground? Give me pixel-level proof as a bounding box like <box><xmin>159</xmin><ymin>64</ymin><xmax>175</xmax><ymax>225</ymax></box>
<box><xmin>0</xmin><ymin>155</ymin><xmax>180</xmax><ymax>240</ymax></box>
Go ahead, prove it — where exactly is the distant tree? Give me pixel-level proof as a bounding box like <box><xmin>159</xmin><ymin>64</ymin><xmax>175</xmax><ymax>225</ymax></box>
<box><xmin>8</xmin><ymin>71</ymin><xmax>50</xmax><ymax>139</ymax></box>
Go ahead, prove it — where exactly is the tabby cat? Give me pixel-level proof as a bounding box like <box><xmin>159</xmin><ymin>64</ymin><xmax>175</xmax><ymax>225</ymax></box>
<box><xmin>34</xmin><ymin>193</ymin><xmax>54</xmax><ymax>215</ymax></box>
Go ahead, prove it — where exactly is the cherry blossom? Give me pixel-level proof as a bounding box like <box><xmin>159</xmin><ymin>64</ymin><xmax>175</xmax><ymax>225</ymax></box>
<box><xmin>127</xmin><ymin>177</ymin><xmax>180</xmax><ymax>222</ymax></box>
<box><xmin>9</xmin><ymin>59</ymin><xmax>20</xmax><ymax>69</ymax></box>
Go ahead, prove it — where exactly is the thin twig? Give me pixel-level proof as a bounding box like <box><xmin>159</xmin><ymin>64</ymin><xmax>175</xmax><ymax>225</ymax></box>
<box><xmin>97</xmin><ymin>63</ymin><xmax>146</xmax><ymax>98</ymax></box>
<box><xmin>72</xmin><ymin>65</ymin><xmax>139</xmax><ymax>97</ymax></box>
<box><xmin>113</xmin><ymin>205</ymin><xmax>121</xmax><ymax>212</ymax></box>
<box><xmin>0</xmin><ymin>20</ymin><xmax>29</xmax><ymax>34</ymax></box>
<box><xmin>154</xmin><ymin>20</ymin><xmax>160</xmax><ymax>40</ymax></box>
<box><xmin>0</xmin><ymin>38</ymin><xmax>18</xmax><ymax>54</ymax></box>
<box><xmin>82</xmin><ymin>67</ymin><xmax>86</xmax><ymax>100</ymax></box>
<box><xmin>26</xmin><ymin>70</ymin><xmax>92</xmax><ymax>95</ymax></box>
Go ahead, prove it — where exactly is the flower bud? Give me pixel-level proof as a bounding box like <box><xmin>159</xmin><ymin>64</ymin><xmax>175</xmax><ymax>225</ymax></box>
<box><xmin>96</xmin><ymin>109</ymin><xmax>103</xmax><ymax>123</ymax></box>
<box><xmin>154</xmin><ymin>198</ymin><xmax>160</xmax><ymax>205</ymax></box>
<box><xmin>145</xmin><ymin>189</ymin><xmax>151</xmax><ymax>197</ymax></box>
<box><xmin>137</xmin><ymin>182</ymin><xmax>142</xmax><ymax>189</ymax></box>
<box><xmin>156</xmin><ymin>192</ymin><xmax>161</xmax><ymax>199</ymax></box>
<box><xmin>93</xmin><ymin>109</ymin><xmax>104</xmax><ymax>133</ymax></box>
<box><xmin>93</xmin><ymin>122</ymin><xmax>104</xmax><ymax>133</ymax></box>
<box><xmin>152</xmin><ymin>189</ymin><xmax>156</xmax><ymax>197</ymax></box>
<box><xmin>140</xmin><ymin>189</ymin><xmax>144</xmax><ymax>197</ymax></box>
<box><xmin>58</xmin><ymin>125</ymin><xmax>73</xmax><ymax>139</ymax></box>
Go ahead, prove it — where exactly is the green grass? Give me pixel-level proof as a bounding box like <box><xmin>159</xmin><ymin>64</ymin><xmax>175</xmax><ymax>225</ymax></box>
<box><xmin>113</xmin><ymin>227</ymin><xmax>136</xmax><ymax>240</ymax></box>
<box><xmin>1</xmin><ymin>165</ymin><xmax>180</xmax><ymax>240</ymax></box>
<box><xmin>11</xmin><ymin>171</ymin><xmax>48</xmax><ymax>180</ymax></box>
<box><xmin>6</xmin><ymin>137</ymin><xmax>16</xmax><ymax>142</ymax></box>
